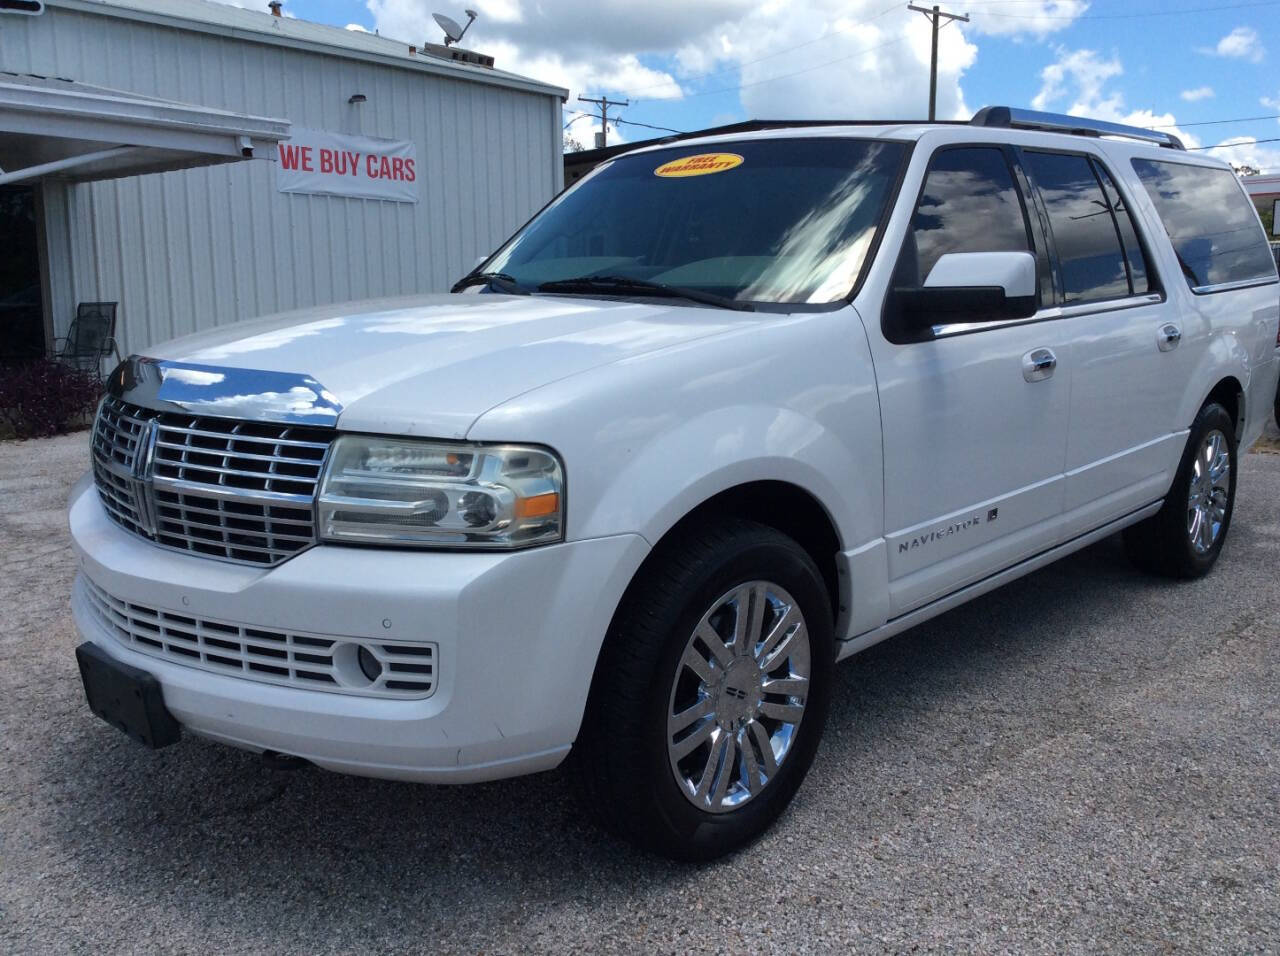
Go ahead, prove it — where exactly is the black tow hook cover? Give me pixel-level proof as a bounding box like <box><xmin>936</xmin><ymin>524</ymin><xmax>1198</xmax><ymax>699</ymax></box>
<box><xmin>75</xmin><ymin>642</ymin><xmax>181</xmax><ymax>749</ymax></box>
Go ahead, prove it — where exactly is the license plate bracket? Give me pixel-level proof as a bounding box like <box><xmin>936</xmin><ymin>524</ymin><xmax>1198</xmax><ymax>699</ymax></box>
<box><xmin>76</xmin><ymin>642</ymin><xmax>181</xmax><ymax>749</ymax></box>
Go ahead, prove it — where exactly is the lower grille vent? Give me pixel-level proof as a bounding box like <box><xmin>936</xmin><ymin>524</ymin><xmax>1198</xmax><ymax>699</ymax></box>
<box><xmin>79</xmin><ymin>575</ymin><xmax>437</xmax><ymax>700</ymax></box>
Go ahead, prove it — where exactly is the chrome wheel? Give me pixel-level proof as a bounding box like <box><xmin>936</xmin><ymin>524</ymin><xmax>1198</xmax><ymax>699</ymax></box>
<box><xmin>1187</xmin><ymin>428</ymin><xmax>1231</xmax><ymax>555</ymax></box>
<box><xmin>666</xmin><ymin>581</ymin><xmax>811</xmax><ymax>814</ymax></box>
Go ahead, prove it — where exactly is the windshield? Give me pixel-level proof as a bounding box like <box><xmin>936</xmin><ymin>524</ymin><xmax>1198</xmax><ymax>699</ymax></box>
<box><xmin>481</xmin><ymin>137</ymin><xmax>908</xmax><ymax>306</ymax></box>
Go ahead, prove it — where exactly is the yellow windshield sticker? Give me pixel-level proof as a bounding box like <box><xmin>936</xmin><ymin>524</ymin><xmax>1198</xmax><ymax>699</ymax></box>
<box><xmin>654</xmin><ymin>152</ymin><xmax>745</xmax><ymax>178</ymax></box>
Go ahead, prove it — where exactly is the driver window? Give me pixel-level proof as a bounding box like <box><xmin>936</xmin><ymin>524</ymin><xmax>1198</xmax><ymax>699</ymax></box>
<box><xmin>899</xmin><ymin>147</ymin><xmax>1033</xmax><ymax>289</ymax></box>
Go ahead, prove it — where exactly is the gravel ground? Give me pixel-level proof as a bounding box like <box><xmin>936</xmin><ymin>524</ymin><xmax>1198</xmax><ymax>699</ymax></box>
<box><xmin>2</xmin><ymin>426</ymin><xmax>1278</xmax><ymax>954</ymax></box>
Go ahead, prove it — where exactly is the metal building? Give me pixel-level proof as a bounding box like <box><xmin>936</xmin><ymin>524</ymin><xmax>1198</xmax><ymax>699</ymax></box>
<box><xmin>0</xmin><ymin>0</ymin><xmax>566</xmax><ymax>362</ymax></box>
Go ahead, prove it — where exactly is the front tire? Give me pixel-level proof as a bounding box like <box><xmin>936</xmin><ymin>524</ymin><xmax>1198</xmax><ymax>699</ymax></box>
<box><xmin>574</xmin><ymin>519</ymin><xmax>834</xmax><ymax>861</ymax></box>
<box><xmin>1123</xmin><ymin>402</ymin><xmax>1237</xmax><ymax>578</ymax></box>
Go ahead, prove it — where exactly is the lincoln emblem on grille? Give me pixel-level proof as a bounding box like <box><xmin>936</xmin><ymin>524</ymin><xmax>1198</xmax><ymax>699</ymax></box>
<box><xmin>129</xmin><ymin>418</ymin><xmax>160</xmax><ymax>537</ymax></box>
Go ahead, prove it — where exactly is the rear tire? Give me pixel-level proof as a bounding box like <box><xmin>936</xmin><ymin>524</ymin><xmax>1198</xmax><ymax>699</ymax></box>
<box><xmin>574</xmin><ymin>519</ymin><xmax>834</xmax><ymax>862</ymax></box>
<box><xmin>1123</xmin><ymin>402</ymin><xmax>1237</xmax><ymax>579</ymax></box>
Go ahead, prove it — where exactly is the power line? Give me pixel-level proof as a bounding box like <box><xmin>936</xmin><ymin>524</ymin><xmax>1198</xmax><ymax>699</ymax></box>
<box><xmin>1189</xmin><ymin>137</ymin><xmax>1280</xmax><ymax>150</ymax></box>
<box><xmin>1150</xmin><ymin>113</ymin><xmax>1280</xmax><ymax>129</ymax></box>
<box><xmin>570</xmin><ymin>1</ymin><xmax>1279</xmax><ymax>109</ymax></box>
<box><xmin>614</xmin><ymin>117</ymin><xmax>686</xmax><ymax>135</ymax></box>
<box><xmin>678</xmin><ymin>33</ymin><xmax>916</xmax><ymax>100</ymax></box>
<box><xmin>573</xmin><ymin>0</ymin><xmax>1280</xmax><ymax>125</ymax></box>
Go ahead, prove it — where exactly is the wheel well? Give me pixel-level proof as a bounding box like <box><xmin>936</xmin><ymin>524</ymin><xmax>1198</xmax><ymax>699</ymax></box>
<box><xmin>1205</xmin><ymin>377</ymin><xmax>1245</xmax><ymax>440</ymax></box>
<box><xmin>657</xmin><ymin>481</ymin><xmax>843</xmax><ymax>623</ymax></box>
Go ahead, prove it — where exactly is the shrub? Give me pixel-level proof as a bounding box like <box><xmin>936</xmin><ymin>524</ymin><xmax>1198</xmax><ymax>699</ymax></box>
<box><xmin>0</xmin><ymin>359</ymin><xmax>102</xmax><ymax>440</ymax></box>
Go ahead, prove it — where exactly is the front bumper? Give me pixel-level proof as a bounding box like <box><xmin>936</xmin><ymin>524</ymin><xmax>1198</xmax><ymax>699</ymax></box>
<box><xmin>68</xmin><ymin>474</ymin><xmax>649</xmax><ymax>783</ymax></box>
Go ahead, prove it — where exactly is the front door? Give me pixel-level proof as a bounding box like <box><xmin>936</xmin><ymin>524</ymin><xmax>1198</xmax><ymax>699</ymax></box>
<box><xmin>866</xmin><ymin>145</ymin><xmax>1071</xmax><ymax>617</ymax></box>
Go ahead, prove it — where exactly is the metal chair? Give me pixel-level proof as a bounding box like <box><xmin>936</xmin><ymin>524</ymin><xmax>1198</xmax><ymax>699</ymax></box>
<box><xmin>53</xmin><ymin>302</ymin><xmax>121</xmax><ymax>378</ymax></box>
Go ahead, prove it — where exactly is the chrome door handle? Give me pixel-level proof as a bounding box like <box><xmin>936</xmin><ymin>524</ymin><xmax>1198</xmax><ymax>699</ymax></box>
<box><xmin>1158</xmin><ymin>323</ymin><xmax>1182</xmax><ymax>352</ymax></box>
<box><xmin>1022</xmin><ymin>347</ymin><xmax>1057</xmax><ymax>383</ymax></box>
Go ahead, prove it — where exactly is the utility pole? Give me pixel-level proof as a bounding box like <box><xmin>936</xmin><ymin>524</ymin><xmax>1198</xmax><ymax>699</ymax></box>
<box><xmin>907</xmin><ymin>4</ymin><xmax>969</xmax><ymax>121</ymax></box>
<box><xmin>578</xmin><ymin>94</ymin><xmax>629</xmax><ymax>148</ymax></box>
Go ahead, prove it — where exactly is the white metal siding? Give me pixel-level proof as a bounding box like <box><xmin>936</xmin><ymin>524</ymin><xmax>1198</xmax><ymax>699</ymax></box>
<box><xmin>2</xmin><ymin>5</ymin><xmax>563</xmax><ymax>356</ymax></box>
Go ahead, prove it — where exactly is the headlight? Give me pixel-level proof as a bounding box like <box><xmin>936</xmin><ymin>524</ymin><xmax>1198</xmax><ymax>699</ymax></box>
<box><xmin>317</xmin><ymin>436</ymin><xmax>564</xmax><ymax>549</ymax></box>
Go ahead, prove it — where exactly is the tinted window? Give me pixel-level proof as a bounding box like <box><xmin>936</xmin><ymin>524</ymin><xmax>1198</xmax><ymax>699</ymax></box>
<box><xmin>1132</xmin><ymin>159</ymin><xmax>1277</xmax><ymax>290</ymax></box>
<box><xmin>905</xmin><ymin>147</ymin><xmax>1031</xmax><ymax>285</ymax></box>
<box><xmin>1092</xmin><ymin>161</ymin><xmax>1150</xmax><ymax>295</ymax></box>
<box><xmin>483</xmin><ymin>138</ymin><xmax>907</xmax><ymax>305</ymax></box>
<box><xmin>1024</xmin><ymin>151</ymin><xmax>1129</xmax><ymax>304</ymax></box>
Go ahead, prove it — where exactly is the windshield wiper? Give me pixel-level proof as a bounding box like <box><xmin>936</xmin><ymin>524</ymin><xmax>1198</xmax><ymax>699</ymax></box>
<box><xmin>450</xmin><ymin>272</ymin><xmax>529</xmax><ymax>295</ymax></box>
<box><xmin>536</xmin><ymin>275</ymin><xmax>755</xmax><ymax>312</ymax></box>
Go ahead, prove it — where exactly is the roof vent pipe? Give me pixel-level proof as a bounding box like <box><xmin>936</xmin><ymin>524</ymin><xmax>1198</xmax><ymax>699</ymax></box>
<box><xmin>268</xmin><ymin>1</ymin><xmax>282</xmax><ymax>16</ymax></box>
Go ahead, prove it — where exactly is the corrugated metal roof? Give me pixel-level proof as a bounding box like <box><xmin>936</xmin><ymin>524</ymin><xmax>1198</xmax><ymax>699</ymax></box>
<box><xmin>46</xmin><ymin>0</ymin><xmax>568</xmax><ymax>99</ymax></box>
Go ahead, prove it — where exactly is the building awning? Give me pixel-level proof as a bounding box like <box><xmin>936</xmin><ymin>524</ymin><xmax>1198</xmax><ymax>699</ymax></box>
<box><xmin>0</xmin><ymin>71</ymin><xmax>290</xmax><ymax>186</ymax></box>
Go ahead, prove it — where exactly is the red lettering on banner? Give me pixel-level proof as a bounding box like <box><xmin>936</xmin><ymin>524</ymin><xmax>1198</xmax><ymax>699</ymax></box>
<box><xmin>279</xmin><ymin>130</ymin><xmax>416</xmax><ymax>200</ymax></box>
<box><xmin>278</xmin><ymin>144</ymin><xmax>302</xmax><ymax>170</ymax></box>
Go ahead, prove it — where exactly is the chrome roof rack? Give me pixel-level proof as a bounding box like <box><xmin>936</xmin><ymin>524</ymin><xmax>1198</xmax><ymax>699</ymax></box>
<box><xmin>971</xmin><ymin>106</ymin><xmax>1185</xmax><ymax>150</ymax></box>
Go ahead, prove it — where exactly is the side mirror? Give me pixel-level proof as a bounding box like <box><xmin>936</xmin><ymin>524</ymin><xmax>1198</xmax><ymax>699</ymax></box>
<box><xmin>891</xmin><ymin>251</ymin><xmax>1038</xmax><ymax>339</ymax></box>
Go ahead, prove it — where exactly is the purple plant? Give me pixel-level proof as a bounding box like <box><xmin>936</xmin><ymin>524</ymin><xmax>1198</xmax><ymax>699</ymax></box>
<box><xmin>0</xmin><ymin>359</ymin><xmax>102</xmax><ymax>439</ymax></box>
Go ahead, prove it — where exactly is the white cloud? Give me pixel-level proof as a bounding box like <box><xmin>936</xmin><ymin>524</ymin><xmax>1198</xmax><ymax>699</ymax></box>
<box><xmin>967</xmin><ymin>0</ymin><xmax>1090</xmax><ymax>39</ymax></box>
<box><xmin>345</xmin><ymin>23</ymin><xmax>368</xmax><ymax>32</ymax></box>
<box><xmin>1030</xmin><ymin>47</ymin><xmax>1280</xmax><ymax>173</ymax></box>
<box><xmin>1209</xmin><ymin>136</ymin><xmax>1280</xmax><ymax>174</ymax></box>
<box><xmin>673</xmin><ymin>3</ymin><xmax>977</xmax><ymax>121</ymax></box>
<box><xmin>1180</xmin><ymin>86</ymin><xmax>1214</xmax><ymax>102</ymax></box>
<box><xmin>1030</xmin><ymin>47</ymin><xmax>1192</xmax><ymax>143</ymax></box>
<box><xmin>1031</xmin><ymin>48</ymin><xmax>1122</xmax><ymax>113</ymax></box>
<box><xmin>1203</xmin><ymin>26</ymin><xmax>1264</xmax><ymax>63</ymax></box>
<box><xmin>365</xmin><ymin>0</ymin><xmax>1083</xmax><ymax>122</ymax></box>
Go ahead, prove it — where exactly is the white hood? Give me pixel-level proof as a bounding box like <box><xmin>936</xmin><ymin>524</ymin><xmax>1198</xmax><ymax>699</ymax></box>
<box><xmin>146</xmin><ymin>293</ymin><xmax>756</xmax><ymax>437</ymax></box>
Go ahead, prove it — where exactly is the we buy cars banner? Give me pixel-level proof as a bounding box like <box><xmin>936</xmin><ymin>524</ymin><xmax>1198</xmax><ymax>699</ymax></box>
<box><xmin>276</xmin><ymin>128</ymin><xmax>418</xmax><ymax>203</ymax></box>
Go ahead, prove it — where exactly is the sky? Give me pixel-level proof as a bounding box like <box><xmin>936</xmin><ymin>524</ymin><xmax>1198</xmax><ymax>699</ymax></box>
<box><xmin>224</xmin><ymin>0</ymin><xmax>1280</xmax><ymax>172</ymax></box>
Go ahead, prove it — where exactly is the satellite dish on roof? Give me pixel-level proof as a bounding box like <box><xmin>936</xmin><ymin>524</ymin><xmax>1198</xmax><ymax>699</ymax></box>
<box><xmin>432</xmin><ymin>13</ymin><xmax>463</xmax><ymax>41</ymax></box>
<box><xmin>432</xmin><ymin>8</ymin><xmax>477</xmax><ymax>46</ymax></box>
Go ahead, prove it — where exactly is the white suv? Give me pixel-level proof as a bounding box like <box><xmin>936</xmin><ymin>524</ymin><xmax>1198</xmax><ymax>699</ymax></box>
<box><xmin>70</xmin><ymin>107</ymin><xmax>1280</xmax><ymax>860</ymax></box>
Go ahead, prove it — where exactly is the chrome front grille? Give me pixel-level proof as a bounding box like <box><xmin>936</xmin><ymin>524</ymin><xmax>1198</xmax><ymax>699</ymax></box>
<box><xmin>79</xmin><ymin>576</ymin><xmax>438</xmax><ymax>699</ymax></box>
<box><xmin>91</xmin><ymin>396</ymin><xmax>333</xmax><ymax>566</ymax></box>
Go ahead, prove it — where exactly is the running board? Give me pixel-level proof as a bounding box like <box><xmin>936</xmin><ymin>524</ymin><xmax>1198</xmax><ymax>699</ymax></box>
<box><xmin>835</xmin><ymin>500</ymin><xmax>1162</xmax><ymax>661</ymax></box>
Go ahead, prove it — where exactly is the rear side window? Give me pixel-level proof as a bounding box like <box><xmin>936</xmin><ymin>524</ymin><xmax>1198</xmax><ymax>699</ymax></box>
<box><xmin>1023</xmin><ymin>151</ymin><xmax>1131</xmax><ymax>304</ymax></box>
<box><xmin>905</xmin><ymin>147</ymin><xmax>1032</xmax><ymax>286</ymax></box>
<box><xmin>1131</xmin><ymin>159</ymin><xmax>1277</xmax><ymax>290</ymax></box>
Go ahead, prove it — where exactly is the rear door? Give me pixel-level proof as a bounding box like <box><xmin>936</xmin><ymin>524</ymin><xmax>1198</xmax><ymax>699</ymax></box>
<box><xmin>1017</xmin><ymin>148</ymin><xmax>1193</xmax><ymax>537</ymax></box>
<box><xmin>866</xmin><ymin>145</ymin><xmax>1072</xmax><ymax>617</ymax></box>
